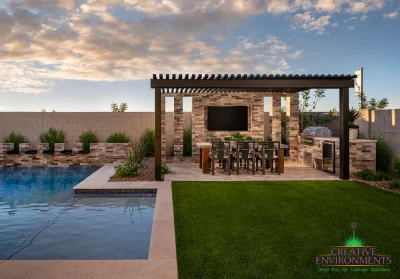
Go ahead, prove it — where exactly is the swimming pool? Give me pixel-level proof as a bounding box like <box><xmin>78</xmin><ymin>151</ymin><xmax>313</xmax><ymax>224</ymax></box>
<box><xmin>0</xmin><ymin>167</ymin><xmax>156</xmax><ymax>260</ymax></box>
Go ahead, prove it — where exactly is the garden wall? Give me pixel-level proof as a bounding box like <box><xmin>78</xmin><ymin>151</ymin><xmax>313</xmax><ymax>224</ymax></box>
<box><xmin>356</xmin><ymin>109</ymin><xmax>400</xmax><ymax>157</ymax></box>
<box><xmin>0</xmin><ymin>112</ymin><xmax>190</xmax><ymax>153</ymax></box>
<box><xmin>0</xmin><ymin>143</ymin><xmax>130</xmax><ymax>167</ymax></box>
<box><xmin>0</xmin><ymin>112</ymin><xmax>270</xmax><ymax>157</ymax></box>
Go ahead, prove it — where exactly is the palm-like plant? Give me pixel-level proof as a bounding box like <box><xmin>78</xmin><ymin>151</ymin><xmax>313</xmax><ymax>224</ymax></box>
<box><xmin>349</xmin><ymin>107</ymin><xmax>362</xmax><ymax>129</ymax></box>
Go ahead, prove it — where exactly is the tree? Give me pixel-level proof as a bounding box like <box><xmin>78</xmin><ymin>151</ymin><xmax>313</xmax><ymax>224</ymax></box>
<box><xmin>359</xmin><ymin>92</ymin><xmax>389</xmax><ymax>110</ymax></box>
<box><xmin>111</xmin><ymin>102</ymin><xmax>128</xmax><ymax>112</ymax></box>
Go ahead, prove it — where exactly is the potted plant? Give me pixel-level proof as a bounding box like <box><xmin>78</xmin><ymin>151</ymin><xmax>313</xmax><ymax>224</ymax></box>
<box><xmin>349</xmin><ymin>107</ymin><xmax>361</xmax><ymax>140</ymax></box>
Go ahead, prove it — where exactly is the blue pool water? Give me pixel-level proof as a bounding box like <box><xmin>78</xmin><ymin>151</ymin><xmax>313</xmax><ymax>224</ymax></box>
<box><xmin>0</xmin><ymin>168</ymin><xmax>156</xmax><ymax>260</ymax></box>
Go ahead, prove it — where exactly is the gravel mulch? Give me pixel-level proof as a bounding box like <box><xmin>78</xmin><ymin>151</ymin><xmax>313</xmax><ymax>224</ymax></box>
<box><xmin>108</xmin><ymin>158</ymin><xmax>162</xmax><ymax>182</ymax></box>
<box><xmin>351</xmin><ymin>177</ymin><xmax>400</xmax><ymax>195</ymax></box>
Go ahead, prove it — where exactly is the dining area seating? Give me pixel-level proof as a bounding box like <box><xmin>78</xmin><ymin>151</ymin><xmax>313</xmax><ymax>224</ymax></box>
<box><xmin>197</xmin><ymin>139</ymin><xmax>283</xmax><ymax>176</ymax></box>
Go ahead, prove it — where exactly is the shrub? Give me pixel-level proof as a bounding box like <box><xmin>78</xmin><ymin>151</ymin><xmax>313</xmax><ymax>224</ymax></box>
<box><xmin>183</xmin><ymin>127</ymin><xmax>192</xmax><ymax>157</ymax></box>
<box><xmin>226</xmin><ymin>132</ymin><xmax>253</xmax><ymax>142</ymax></box>
<box><xmin>354</xmin><ymin>168</ymin><xmax>389</xmax><ymax>181</ymax></box>
<box><xmin>138</xmin><ymin>129</ymin><xmax>155</xmax><ymax>156</ymax></box>
<box><xmin>370</xmin><ymin>133</ymin><xmax>392</xmax><ymax>172</ymax></box>
<box><xmin>392</xmin><ymin>156</ymin><xmax>400</xmax><ymax>179</ymax></box>
<box><xmin>3</xmin><ymin>131</ymin><xmax>29</xmax><ymax>153</ymax></box>
<box><xmin>389</xmin><ymin>179</ymin><xmax>400</xmax><ymax>189</ymax></box>
<box><xmin>161</xmin><ymin>164</ymin><xmax>171</xmax><ymax>174</ymax></box>
<box><xmin>125</xmin><ymin>140</ymin><xmax>147</xmax><ymax>166</ymax></box>
<box><xmin>39</xmin><ymin>128</ymin><xmax>65</xmax><ymax>150</ymax></box>
<box><xmin>106</xmin><ymin>132</ymin><xmax>131</xmax><ymax>143</ymax></box>
<box><xmin>79</xmin><ymin>131</ymin><xmax>99</xmax><ymax>153</ymax></box>
<box><xmin>114</xmin><ymin>162</ymin><xmax>140</xmax><ymax>177</ymax></box>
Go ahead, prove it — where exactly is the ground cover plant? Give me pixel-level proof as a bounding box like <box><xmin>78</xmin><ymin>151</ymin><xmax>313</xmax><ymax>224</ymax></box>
<box><xmin>354</xmin><ymin>168</ymin><xmax>389</xmax><ymax>181</ymax></box>
<box><xmin>3</xmin><ymin>131</ymin><xmax>29</xmax><ymax>153</ymax></box>
<box><xmin>39</xmin><ymin>128</ymin><xmax>65</xmax><ymax>150</ymax></box>
<box><xmin>172</xmin><ymin>181</ymin><xmax>400</xmax><ymax>279</ymax></box>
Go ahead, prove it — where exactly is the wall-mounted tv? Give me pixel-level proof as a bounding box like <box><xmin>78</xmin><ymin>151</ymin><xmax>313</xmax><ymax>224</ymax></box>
<box><xmin>207</xmin><ymin>106</ymin><xmax>248</xmax><ymax>131</ymax></box>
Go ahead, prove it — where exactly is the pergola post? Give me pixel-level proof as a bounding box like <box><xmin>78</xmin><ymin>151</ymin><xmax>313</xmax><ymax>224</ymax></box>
<box><xmin>340</xmin><ymin>88</ymin><xmax>350</xmax><ymax>180</ymax></box>
<box><xmin>155</xmin><ymin>88</ymin><xmax>162</xmax><ymax>181</ymax></box>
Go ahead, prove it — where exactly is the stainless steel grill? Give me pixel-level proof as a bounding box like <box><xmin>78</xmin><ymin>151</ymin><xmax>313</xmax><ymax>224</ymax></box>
<box><xmin>302</xmin><ymin>127</ymin><xmax>332</xmax><ymax>146</ymax></box>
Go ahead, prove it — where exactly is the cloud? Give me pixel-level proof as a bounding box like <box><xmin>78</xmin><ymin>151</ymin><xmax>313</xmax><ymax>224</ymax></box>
<box><xmin>0</xmin><ymin>61</ymin><xmax>54</xmax><ymax>94</ymax></box>
<box><xmin>287</xmin><ymin>50</ymin><xmax>303</xmax><ymax>59</ymax></box>
<box><xmin>348</xmin><ymin>0</ymin><xmax>386</xmax><ymax>14</ymax></box>
<box><xmin>332</xmin><ymin>22</ymin><xmax>339</xmax><ymax>27</ymax></box>
<box><xmin>383</xmin><ymin>11</ymin><xmax>398</xmax><ymax>19</ymax></box>
<box><xmin>0</xmin><ymin>0</ymin><xmax>393</xmax><ymax>94</ymax></box>
<box><xmin>360</xmin><ymin>15</ymin><xmax>368</xmax><ymax>21</ymax></box>
<box><xmin>347</xmin><ymin>25</ymin><xmax>355</xmax><ymax>30</ymax></box>
<box><xmin>0</xmin><ymin>0</ymin><xmax>304</xmax><ymax>94</ymax></box>
<box><xmin>292</xmin><ymin>11</ymin><xmax>331</xmax><ymax>34</ymax></box>
<box><xmin>266</xmin><ymin>0</ymin><xmax>290</xmax><ymax>14</ymax></box>
<box><xmin>315</xmin><ymin>0</ymin><xmax>340</xmax><ymax>12</ymax></box>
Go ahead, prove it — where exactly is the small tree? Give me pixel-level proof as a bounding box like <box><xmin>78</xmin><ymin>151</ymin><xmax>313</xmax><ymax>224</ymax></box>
<box><xmin>359</xmin><ymin>92</ymin><xmax>389</xmax><ymax>110</ymax></box>
<box><xmin>111</xmin><ymin>102</ymin><xmax>128</xmax><ymax>112</ymax></box>
<box><xmin>299</xmin><ymin>89</ymin><xmax>326</xmax><ymax>131</ymax></box>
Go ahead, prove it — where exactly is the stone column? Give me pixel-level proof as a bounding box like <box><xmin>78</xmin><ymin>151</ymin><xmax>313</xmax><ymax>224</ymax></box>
<box><xmin>270</xmin><ymin>95</ymin><xmax>281</xmax><ymax>141</ymax></box>
<box><xmin>251</xmin><ymin>94</ymin><xmax>264</xmax><ymax>139</ymax></box>
<box><xmin>287</xmin><ymin>93</ymin><xmax>299</xmax><ymax>162</ymax></box>
<box><xmin>161</xmin><ymin>95</ymin><xmax>166</xmax><ymax>161</ymax></box>
<box><xmin>174</xmin><ymin>97</ymin><xmax>183</xmax><ymax>158</ymax></box>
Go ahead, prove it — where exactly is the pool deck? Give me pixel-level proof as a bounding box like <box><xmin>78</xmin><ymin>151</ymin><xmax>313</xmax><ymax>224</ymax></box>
<box><xmin>1</xmin><ymin>164</ymin><xmax>177</xmax><ymax>279</ymax></box>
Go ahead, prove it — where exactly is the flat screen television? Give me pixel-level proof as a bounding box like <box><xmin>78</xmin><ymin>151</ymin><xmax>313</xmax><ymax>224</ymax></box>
<box><xmin>207</xmin><ymin>106</ymin><xmax>248</xmax><ymax>131</ymax></box>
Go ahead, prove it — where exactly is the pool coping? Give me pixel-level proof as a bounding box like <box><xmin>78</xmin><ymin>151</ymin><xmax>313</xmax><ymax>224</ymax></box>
<box><xmin>1</xmin><ymin>164</ymin><xmax>178</xmax><ymax>279</ymax></box>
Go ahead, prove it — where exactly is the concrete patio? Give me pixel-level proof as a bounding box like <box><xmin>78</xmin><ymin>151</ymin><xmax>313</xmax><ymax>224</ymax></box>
<box><xmin>164</xmin><ymin>162</ymin><xmax>339</xmax><ymax>181</ymax></box>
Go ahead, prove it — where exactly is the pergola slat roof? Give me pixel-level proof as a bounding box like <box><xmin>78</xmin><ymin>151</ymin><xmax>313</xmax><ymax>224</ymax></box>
<box><xmin>152</xmin><ymin>73</ymin><xmax>356</xmax><ymax>80</ymax></box>
<box><xmin>151</xmin><ymin>73</ymin><xmax>356</xmax><ymax>94</ymax></box>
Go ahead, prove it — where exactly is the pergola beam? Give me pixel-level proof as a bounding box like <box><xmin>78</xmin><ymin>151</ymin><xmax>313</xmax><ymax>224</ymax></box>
<box><xmin>151</xmin><ymin>79</ymin><xmax>354</xmax><ymax>89</ymax></box>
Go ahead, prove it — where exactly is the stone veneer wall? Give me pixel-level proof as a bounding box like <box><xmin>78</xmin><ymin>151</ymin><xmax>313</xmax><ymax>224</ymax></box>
<box><xmin>298</xmin><ymin>137</ymin><xmax>376</xmax><ymax>175</ymax></box>
<box><xmin>0</xmin><ymin>143</ymin><xmax>130</xmax><ymax>167</ymax></box>
<box><xmin>190</xmin><ymin>92</ymin><xmax>265</xmax><ymax>162</ymax></box>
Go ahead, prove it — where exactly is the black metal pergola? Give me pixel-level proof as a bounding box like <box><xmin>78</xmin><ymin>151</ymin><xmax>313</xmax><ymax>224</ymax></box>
<box><xmin>151</xmin><ymin>73</ymin><xmax>356</xmax><ymax>181</ymax></box>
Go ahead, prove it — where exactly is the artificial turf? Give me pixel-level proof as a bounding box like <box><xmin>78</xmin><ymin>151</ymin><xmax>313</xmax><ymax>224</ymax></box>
<box><xmin>172</xmin><ymin>181</ymin><xmax>400</xmax><ymax>279</ymax></box>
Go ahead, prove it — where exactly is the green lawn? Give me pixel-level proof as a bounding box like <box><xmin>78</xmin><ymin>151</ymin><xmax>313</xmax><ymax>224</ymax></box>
<box><xmin>172</xmin><ymin>181</ymin><xmax>400</xmax><ymax>279</ymax></box>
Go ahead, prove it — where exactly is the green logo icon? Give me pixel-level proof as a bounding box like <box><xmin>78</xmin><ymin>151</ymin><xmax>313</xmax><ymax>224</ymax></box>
<box><xmin>344</xmin><ymin>222</ymin><xmax>364</xmax><ymax>247</ymax></box>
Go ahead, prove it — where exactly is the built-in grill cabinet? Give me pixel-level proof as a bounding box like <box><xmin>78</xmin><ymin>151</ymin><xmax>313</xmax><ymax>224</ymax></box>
<box><xmin>322</xmin><ymin>141</ymin><xmax>335</xmax><ymax>173</ymax></box>
<box><xmin>302</xmin><ymin>127</ymin><xmax>332</xmax><ymax>146</ymax></box>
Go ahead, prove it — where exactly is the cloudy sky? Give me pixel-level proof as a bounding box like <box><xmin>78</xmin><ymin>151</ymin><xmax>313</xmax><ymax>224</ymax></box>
<box><xmin>0</xmin><ymin>0</ymin><xmax>399</xmax><ymax>112</ymax></box>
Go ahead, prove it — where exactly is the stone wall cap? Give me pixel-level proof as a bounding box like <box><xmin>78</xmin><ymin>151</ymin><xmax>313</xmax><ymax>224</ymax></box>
<box><xmin>315</xmin><ymin>137</ymin><xmax>377</xmax><ymax>143</ymax></box>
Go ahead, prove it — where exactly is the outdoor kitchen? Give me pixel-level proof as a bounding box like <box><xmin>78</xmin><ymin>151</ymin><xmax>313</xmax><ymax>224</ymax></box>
<box><xmin>298</xmin><ymin>126</ymin><xmax>376</xmax><ymax>176</ymax></box>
